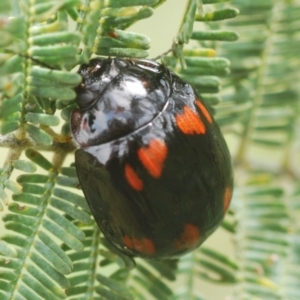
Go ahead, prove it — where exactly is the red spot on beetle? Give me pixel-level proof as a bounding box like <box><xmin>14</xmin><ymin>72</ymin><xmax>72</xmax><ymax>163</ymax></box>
<box><xmin>124</xmin><ymin>164</ymin><xmax>144</xmax><ymax>191</ymax></box>
<box><xmin>138</xmin><ymin>139</ymin><xmax>168</xmax><ymax>178</ymax></box>
<box><xmin>174</xmin><ymin>224</ymin><xmax>201</xmax><ymax>250</ymax></box>
<box><xmin>223</xmin><ymin>186</ymin><xmax>232</xmax><ymax>212</ymax></box>
<box><xmin>175</xmin><ymin>106</ymin><xmax>206</xmax><ymax>135</ymax></box>
<box><xmin>195</xmin><ymin>100</ymin><xmax>213</xmax><ymax>123</ymax></box>
<box><xmin>182</xmin><ymin>224</ymin><xmax>200</xmax><ymax>246</ymax></box>
<box><xmin>123</xmin><ymin>235</ymin><xmax>156</xmax><ymax>255</ymax></box>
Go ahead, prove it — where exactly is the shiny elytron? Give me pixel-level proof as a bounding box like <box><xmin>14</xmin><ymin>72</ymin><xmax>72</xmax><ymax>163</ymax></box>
<box><xmin>71</xmin><ymin>57</ymin><xmax>233</xmax><ymax>259</ymax></box>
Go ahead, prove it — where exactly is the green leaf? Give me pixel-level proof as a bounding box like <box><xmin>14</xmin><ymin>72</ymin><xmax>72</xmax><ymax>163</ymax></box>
<box><xmin>191</xmin><ymin>30</ymin><xmax>239</xmax><ymax>41</ymax></box>
<box><xmin>17</xmin><ymin>174</ymin><xmax>48</xmax><ymax>184</ymax></box>
<box><xmin>0</xmin><ymin>94</ymin><xmax>23</xmax><ymax>118</ymax></box>
<box><xmin>196</xmin><ymin>8</ymin><xmax>239</xmax><ymax>21</ymax></box>
<box><xmin>25</xmin><ymin>113</ymin><xmax>60</xmax><ymax>126</ymax></box>
<box><xmin>33</xmin><ymin>247</ymin><xmax>71</xmax><ymax>279</ymax></box>
<box><xmin>96</xmin><ymin>274</ymin><xmax>135</xmax><ymax>299</ymax></box>
<box><xmin>5</xmin><ymin>221</ymin><xmax>35</xmax><ymax>236</ymax></box>
<box><xmin>42</xmin><ymin>219</ymin><xmax>84</xmax><ymax>251</ymax></box>
<box><xmin>0</xmin><ymin>240</ymin><xmax>18</xmax><ymax>257</ymax></box>
<box><xmin>28</xmin><ymin>86</ymin><xmax>77</xmax><ymax>101</ymax></box>
<box><xmin>0</xmin><ymin>121</ymin><xmax>20</xmax><ymax>134</ymax></box>
<box><xmin>4</xmin><ymin>180</ymin><xmax>22</xmax><ymax>194</ymax></box>
<box><xmin>101</xmin><ymin>7</ymin><xmax>154</xmax><ymax>26</ymax></box>
<box><xmin>8</xmin><ymin>202</ymin><xmax>41</xmax><ymax>217</ymax></box>
<box><xmin>97</xmin><ymin>48</ymin><xmax>149</xmax><ymax>58</ymax></box>
<box><xmin>12</xmin><ymin>160</ymin><xmax>37</xmax><ymax>173</ymax></box>
<box><xmin>25</xmin><ymin>149</ymin><xmax>53</xmax><ymax>171</ymax></box>
<box><xmin>12</xmin><ymin>193</ymin><xmax>42</xmax><ymax>206</ymax></box>
<box><xmin>30</xmin><ymin>32</ymin><xmax>81</xmax><ymax>46</ymax></box>
<box><xmin>25</xmin><ymin>124</ymin><xmax>52</xmax><ymax>146</ymax></box>
<box><xmin>50</xmin><ymin>197</ymin><xmax>91</xmax><ymax>224</ymax></box>
<box><xmin>53</xmin><ymin>188</ymin><xmax>89</xmax><ymax>211</ymax></box>
<box><xmin>30</xmin><ymin>45</ymin><xmax>78</xmax><ymax>57</ymax></box>
<box><xmin>105</xmin><ymin>0</ymin><xmax>159</xmax><ymax>7</ymax></box>
<box><xmin>60</xmin><ymin>167</ymin><xmax>77</xmax><ymax>178</ymax></box>
<box><xmin>200</xmin><ymin>247</ymin><xmax>238</xmax><ymax>270</ymax></box>
<box><xmin>30</xmin><ymin>251</ymin><xmax>70</xmax><ymax>288</ymax></box>
<box><xmin>29</xmin><ymin>67</ymin><xmax>81</xmax><ymax>85</ymax></box>
<box><xmin>3</xmin><ymin>213</ymin><xmax>38</xmax><ymax>227</ymax></box>
<box><xmin>97</xmin><ymin>30</ymin><xmax>150</xmax><ymax>50</ymax></box>
<box><xmin>46</xmin><ymin>208</ymin><xmax>85</xmax><ymax>240</ymax></box>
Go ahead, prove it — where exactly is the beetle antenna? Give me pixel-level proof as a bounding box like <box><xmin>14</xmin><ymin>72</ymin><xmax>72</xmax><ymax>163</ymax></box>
<box><xmin>152</xmin><ymin>48</ymin><xmax>173</xmax><ymax>61</ymax></box>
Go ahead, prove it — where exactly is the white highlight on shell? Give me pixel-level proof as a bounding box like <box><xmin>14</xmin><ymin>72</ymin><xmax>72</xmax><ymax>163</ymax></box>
<box><xmin>85</xmin><ymin>142</ymin><xmax>112</xmax><ymax>165</ymax></box>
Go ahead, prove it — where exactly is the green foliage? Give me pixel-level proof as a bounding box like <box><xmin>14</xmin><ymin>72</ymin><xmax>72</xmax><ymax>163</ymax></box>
<box><xmin>0</xmin><ymin>0</ymin><xmax>300</xmax><ymax>299</ymax></box>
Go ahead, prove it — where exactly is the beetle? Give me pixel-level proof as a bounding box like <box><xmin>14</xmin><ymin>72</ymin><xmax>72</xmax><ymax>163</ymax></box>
<box><xmin>70</xmin><ymin>57</ymin><xmax>233</xmax><ymax>259</ymax></box>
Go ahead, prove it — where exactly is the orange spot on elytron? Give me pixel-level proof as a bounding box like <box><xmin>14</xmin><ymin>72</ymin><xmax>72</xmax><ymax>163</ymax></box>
<box><xmin>124</xmin><ymin>164</ymin><xmax>144</xmax><ymax>191</ymax></box>
<box><xmin>175</xmin><ymin>106</ymin><xmax>206</xmax><ymax>135</ymax></box>
<box><xmin>138</xmin><ymin>139</ymin><xmax>168</xmax><ymax>178</ymax></box>
<box><xmin>174</xmin><ymin>224</ymin><xmax>201</xmax><ymax>249</ymax></box>
<box><xmin>182</xmin><ymin>224</ymin><xmax>200</xmax><ymax>246</ymax></box>
<box><xmin>223</xmin><ymin>187</ymin><xmax>232</xmax><ymax>212</ymax></box>
<box><xmin>123</xmin><ymin>235</ymin><xmax>156</xmax><ymax>255</ymax></box>
<box><xmin>195</xmin><ymin>100</ymin><xmax>213</xmax><ymax>123</ymax></box>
